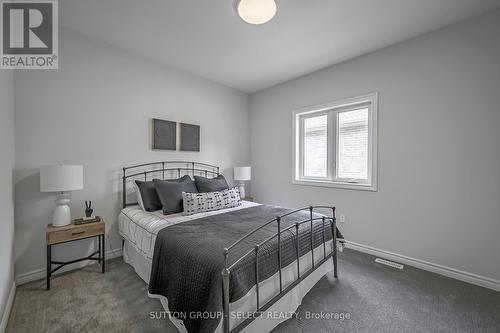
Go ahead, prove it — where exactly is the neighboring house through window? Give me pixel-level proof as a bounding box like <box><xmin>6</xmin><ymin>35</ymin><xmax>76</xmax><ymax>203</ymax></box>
<box><xmin>293</xmin><ymin>93</ymin><xmax>378</xmax><ymax>191</ymax></box>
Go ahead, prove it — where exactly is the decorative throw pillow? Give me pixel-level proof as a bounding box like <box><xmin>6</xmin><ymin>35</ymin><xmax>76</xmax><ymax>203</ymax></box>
<box><xmin>135</xmin><ymin>180</ymin><xmax>162</xmax><ymax>212</ymax></box>
<box><xmin>194</xmin><ymin>174</ymin><xmax>229</xmax><ymax>193</ymax></box>
<box><xmin>153</xmin><ymin>175</ymin><xmax>198</xmax><ymax>215</ymax></box>
<box><xmin>182</xmin><ymin>187</ymin><xmax>241</xmax><ymax>216</ymax></box>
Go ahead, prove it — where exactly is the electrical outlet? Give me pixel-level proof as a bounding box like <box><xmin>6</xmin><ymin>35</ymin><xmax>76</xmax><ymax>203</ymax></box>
<box><xmin>339</xmin><ymin>214</ymin><xmax>346</xmax><ymax>223</ymax></box>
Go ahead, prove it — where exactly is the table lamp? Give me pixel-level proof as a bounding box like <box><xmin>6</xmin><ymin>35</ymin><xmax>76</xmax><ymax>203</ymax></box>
<box><xmin>40</xmin><ymin>165</ymin><xmax>83</xmax><ymax>227</ymax></box>
<box><xmin>234</xmin><ymin>166</ymin><xmax>251</xmax><ymax>199</ymax></box>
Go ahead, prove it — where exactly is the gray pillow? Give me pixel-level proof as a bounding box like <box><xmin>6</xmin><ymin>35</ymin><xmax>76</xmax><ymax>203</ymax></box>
<box><xmin>135</xmin><ymin>180</ymin><xmax>162</xmax><ymax>212</ymax></box>
<box><xmin>194</xmin><ymin>175</ymin><xmax>229</xmax><ymax>193</ymax></box>
<box><xmin>153</xmin><ymin>175</ymin><xmax>198</xmax><ymax>215</ymax></box>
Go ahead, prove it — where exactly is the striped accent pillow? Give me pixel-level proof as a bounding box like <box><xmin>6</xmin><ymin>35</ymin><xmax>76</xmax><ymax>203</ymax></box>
<box><xmin>182</xmin><ymin>187</ymin><xmax>241</xmax><ymax>216</ymax></box>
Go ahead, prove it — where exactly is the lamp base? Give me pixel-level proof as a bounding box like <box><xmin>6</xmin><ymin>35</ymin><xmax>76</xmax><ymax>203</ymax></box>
<box><xmin>238</xmin><ymin>183</ymin><xmax>246</xmax><ymax>199</ymax></box>
<box><xmin>52</xmin><ymin>192</ymin><xmax>72</xmax><ymax>227</ymax></box>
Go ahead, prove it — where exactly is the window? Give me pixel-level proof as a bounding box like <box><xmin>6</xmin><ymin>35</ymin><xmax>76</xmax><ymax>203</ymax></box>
<box><xmin>303</xmin><ymin>114</ymin><xmax>328</xmax><ymax>178</ymax></box>
<box><xmin>294</xmin><ymin>93</ymin><xmax>378</xmax><ymax>191</ymax></box>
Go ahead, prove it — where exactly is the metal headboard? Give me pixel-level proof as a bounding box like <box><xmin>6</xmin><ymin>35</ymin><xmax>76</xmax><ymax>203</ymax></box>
<box><xmin>122</xmin><ymin>161</ymin><xmax>220</xmax><ymax>208</ymax></box>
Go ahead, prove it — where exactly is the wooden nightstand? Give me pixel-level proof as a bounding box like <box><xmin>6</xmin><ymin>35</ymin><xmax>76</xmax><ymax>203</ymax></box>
<box><xmin>46</xmin><ymin>220</ymin><xmax>105</xmax><ymax>290</ymax></box>
<box><xmin>242</xmin><ymin>196</ymin><xmax>254</xmax><ymax>202</ymax></box>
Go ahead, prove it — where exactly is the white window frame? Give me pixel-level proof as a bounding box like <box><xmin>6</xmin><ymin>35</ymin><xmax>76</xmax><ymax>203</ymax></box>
<box><xmin>293</xmin><ymin>93</ymin><xmax>378</xmax><ymax>191</ymax></box>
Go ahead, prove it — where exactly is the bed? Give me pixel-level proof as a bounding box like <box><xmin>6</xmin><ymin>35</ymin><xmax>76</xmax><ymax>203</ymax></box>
<box><xmin>119</xmin><ymin>161</ymin><xmax>342</xmax><ymax>333</ymax></box>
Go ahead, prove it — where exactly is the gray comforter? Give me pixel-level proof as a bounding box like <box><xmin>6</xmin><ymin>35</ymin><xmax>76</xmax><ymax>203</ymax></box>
<box><xmin>148</xmin><ymin>204</ymin><xmax>340</xmax><ymax>333</ymax></box>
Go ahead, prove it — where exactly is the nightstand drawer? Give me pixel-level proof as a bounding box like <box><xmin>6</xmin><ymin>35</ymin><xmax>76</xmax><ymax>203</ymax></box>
<box><xmin>47</xmin><ymin>223</ymin><xmax>105</xmax><ymax>245</ymax></box>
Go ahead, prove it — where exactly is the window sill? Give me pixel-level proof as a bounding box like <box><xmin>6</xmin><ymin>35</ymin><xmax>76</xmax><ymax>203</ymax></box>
<box><xmin>292</xmin><ymin>179</ymin><xmax>377</xmax><ymax>192</ymax></box>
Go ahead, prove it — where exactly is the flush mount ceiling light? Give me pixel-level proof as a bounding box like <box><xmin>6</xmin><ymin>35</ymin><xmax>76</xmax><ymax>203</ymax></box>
<box><xmin>237</xmin><ymin>0</ymin><xmax>277</xmax><ymax>25</ymax></box>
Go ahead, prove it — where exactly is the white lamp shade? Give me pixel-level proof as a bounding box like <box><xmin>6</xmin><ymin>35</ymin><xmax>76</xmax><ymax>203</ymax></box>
<box><xmin>40</xmin><ymin>165</ymin><xmax>84</xmax><ymax>192</ymax></box>
<box><xmin>234</xmin><ymin>166</ymin><xmax>251</xmax><ymax>181</ymax></box>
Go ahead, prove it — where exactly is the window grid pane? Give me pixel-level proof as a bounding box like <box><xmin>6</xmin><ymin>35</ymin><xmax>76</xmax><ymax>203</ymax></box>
<box><xmin>338</xmin><ymin>108</ymin><xmax>369</xmax><ymax>180</ymax></box>
<box><xmin>303</xmin><ymin>115</ymin><xmax>328</xmax><ymax>178</ymax></box>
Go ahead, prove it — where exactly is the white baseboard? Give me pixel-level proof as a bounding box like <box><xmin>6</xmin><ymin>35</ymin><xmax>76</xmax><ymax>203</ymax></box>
<box><xmin>0</xmin><ymin>281</ymin><xmax>16</xmax><ymax>333</ymax></box>
<box><xmin>345</xmin><ymin>241</ymin><xmax>500</xmax><ymax>292</ymax></box>
<box><xmin>15</xmin><ymin>248</ymin><xmax>122</xmax><ymax>286</ymax></box>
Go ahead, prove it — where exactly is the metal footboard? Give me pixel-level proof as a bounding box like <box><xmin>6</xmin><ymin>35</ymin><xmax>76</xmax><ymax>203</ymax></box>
<box><xmin>221</xmin><ymin>206</ymin><xmax>338</xmax><ymax>333</ymax></box>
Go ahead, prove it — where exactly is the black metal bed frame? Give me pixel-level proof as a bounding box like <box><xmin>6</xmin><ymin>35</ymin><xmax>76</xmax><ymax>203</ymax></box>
<box><xmin>222</xmin><ymin>206</ymin><xmax>337</xmax><ymax>333</ymax></box>
<box><xmin>121</xmin><ymin>161</ymin><xmax>338</xmax><ymax>333</ymax></box>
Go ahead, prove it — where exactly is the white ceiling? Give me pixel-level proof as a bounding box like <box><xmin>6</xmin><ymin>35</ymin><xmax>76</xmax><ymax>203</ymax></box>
<box><xmin>60</xmin><ymin>0</ymin><xmax>500</xmax><ymax>93</ymax></box>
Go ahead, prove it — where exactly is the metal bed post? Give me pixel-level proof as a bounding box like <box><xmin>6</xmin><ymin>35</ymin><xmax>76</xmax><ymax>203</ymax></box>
<box><xmin>254</xmin><ymin>245</ymin><xmax>260</xmax><ymax>311</ymax></box>
<box><xmin>277</xmin><ymin>216</ymin><xmax>283</xmax><ymax>293</ymax></box>
<box><xmin>122</xmin><ymin>168</ymin><xmax>126</xmax><ymax>209</ymax></box>
<box><xmin>295</xmin><ymin>222</ymin><xmax>300</xmax><ymax>279</ymax></box>
<box><xmin>309</xmin><ymin>206</ymin><xmax>314</xmax><ymax>268</ymax></box>
<box><xmin>331</xmin><ymin>207</ymin><xmax>338</xmax><ymax>278</ymax></box>
<box><xmin>322</xmin><ymin>216</ymin><xmax>326</xmax><ymax>259</ymax></box>
<box><xmin>222</xmin><ymin>248</ymin><xmax>230</xmax><ymax>333</ymax></box>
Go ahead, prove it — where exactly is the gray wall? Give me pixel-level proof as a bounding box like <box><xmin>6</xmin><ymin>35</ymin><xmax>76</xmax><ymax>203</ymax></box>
<box><xmin>0</xmin><ymin>70</ymin><xmax>15</xmax><ymax>321</ymax></box>
<box><xmin>14</xmin><ymin>28</ymin><xmax>250</xmax><ymax>278</ymax></box>
<box><xmin>250</xmin><ymin>10</ymin><xmax>500</xmax><ymax>281</ymax></box>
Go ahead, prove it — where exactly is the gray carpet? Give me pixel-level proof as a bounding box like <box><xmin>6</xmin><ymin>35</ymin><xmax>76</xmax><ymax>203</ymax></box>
<box><xmin>6</xmin><ymin>249</ymin><xmax>500</xmax><ymax>333</ymax></box>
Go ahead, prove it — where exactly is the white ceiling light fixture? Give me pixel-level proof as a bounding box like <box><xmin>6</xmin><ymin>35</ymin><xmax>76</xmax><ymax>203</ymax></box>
<box><xmin>237</xmin><ymin>0</ymin><xmax>277</xmax><ymax>25</ymax></box>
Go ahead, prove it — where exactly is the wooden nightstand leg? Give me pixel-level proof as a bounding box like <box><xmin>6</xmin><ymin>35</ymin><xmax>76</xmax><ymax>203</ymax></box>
<box><xmin>102</xmin><ymin>235</ymin><xmax>105</xmax><ymax>273</ymax></box>
<box><xmin>46</xmin><ymin>244</ymin><xmax>51</xmax><ymax>290</ymax></box>
<box><xmin>98</xmin><ymin>235</ymin><xmax>101</xmax><ymax>264</ymax></box>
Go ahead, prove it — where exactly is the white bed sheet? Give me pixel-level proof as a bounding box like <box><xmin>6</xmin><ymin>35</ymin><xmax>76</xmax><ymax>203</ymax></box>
<box><xmin>118</xmin><ymin>202</ymin><xmax>335</xmax><ymax>333</ymax></box>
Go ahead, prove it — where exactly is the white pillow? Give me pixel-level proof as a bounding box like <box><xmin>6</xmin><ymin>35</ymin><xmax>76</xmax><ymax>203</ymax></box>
<box><xmin>182</xmin><ymin>187</ymin><xmax>241</xmax><ymax>216</ymax></box>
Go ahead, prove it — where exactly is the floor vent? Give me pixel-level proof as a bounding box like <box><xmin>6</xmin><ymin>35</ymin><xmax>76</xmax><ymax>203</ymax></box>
<box><xmin>375</xmin><ymin>258</ymin><xmax>404</xmax><ymax>270</ymax></box>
